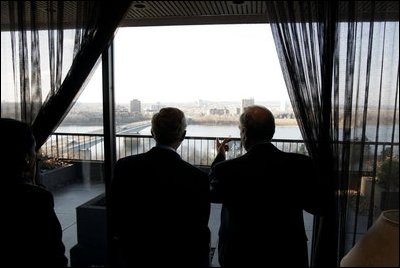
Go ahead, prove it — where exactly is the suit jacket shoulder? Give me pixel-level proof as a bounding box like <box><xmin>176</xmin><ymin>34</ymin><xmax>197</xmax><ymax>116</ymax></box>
<box><xmin>8</xmin><ymin>183</ymin><xmax>67</xmax><ymax>267</ymax></box>
<box><xmin>210</xmin><ymin>143</ymin><xmax>327</xmax><ymax>215</ymax></box>
<box><xmin>11</xmin><ymin>183</ymin><xmax>55</xmax><ymax>209</ymax></box>
<box><xmin>111</xmin><ymin>147</ymin><xmax>210</xmax><ymax>267</ymax></box>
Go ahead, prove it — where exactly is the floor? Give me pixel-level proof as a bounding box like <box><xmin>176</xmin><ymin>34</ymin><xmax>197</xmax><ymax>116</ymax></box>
<box><xmin>53</xmin><ymin>182</ymin><xmax>314</xmax><ymax>267</ymax></box>
<box><xmin>53</xmin><ymin>181</ymin><xmax>105</xmax><ymax>266</ymax></box>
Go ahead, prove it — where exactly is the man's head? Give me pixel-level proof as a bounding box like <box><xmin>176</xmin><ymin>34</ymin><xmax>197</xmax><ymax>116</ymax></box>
<box><xmin>239</xmin><ymin>105</ymin><xmax>275</xmax><ymax>150</ymax></box>
<box><xmin>151</xmin><ymin>107</ymin><xmax>187</xmax><ymax>149</ymax></box>
<box><xmin>1</xmin><ymin>118</ymin><xmax>36</xmax><ymax>181</ymax></box>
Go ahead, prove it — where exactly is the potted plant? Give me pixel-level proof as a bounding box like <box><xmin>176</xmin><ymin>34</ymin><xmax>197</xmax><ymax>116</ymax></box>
<box><xmin>38</xmin><ymin>154</ymin><xmax>77</xmax><ymax>191</ymax></box>
<box><xmin>38</xmin><ymin>155</ymin><xmax>71</xmax><ymax>171</ymax></box>
<box><xmin>376</xmin><ymin>156</ymin><xmax>399</xmax><ymax>210</ymax></box>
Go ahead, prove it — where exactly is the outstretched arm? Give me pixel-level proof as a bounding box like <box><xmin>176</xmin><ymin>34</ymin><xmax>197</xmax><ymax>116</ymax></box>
<box><xmin>211</xmin><ymin>138</ymin><xmax>231</xmax><ymax>167</ymax></box>
<box><xmin>209</xmin><ymin>138</ymin><xmax>231</xmax><ymax>203</ymax></box>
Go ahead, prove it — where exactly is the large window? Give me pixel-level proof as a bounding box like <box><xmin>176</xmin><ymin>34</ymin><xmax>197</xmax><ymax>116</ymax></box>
<box><xmin>40</xmin><ymin>62</ymin><xmax>105</xmax><ymax>266</ymax></box>
<box><xmin>112</xmin><ymin>24</ymin><xmax>311</xmax><ymax>267</ymax></box>
<box><xmin>112</xmin><ymin>24</ymin><xmax>303</xmax><ymax>167</ymax></box>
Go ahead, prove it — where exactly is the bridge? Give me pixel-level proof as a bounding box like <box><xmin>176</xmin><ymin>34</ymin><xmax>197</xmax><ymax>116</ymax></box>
<box><xmin>62</xmin><ymin>120</ymin><xmax>151</xmax><ymax>152</ymax></box>
<box><xmin>116</xmin><ymin>120</ymin><xmax>151</xmax><ymax>134</ymax></box>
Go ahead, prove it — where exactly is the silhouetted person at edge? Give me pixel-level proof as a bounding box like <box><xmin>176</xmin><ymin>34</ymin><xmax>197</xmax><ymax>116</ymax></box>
<box><xmin>111</xmin><ymin>107</ymin><xmax>210</xmax><ymax>268</ymax></box>
<box><xmin>210</xmin><ymin>105</ymin><xmax>327</xmax><ymax>267</ymax></box>
<box><xmin>2</xmin><ymin>118</ymin><xmax>67</xmax><ymax>267</ymax></box>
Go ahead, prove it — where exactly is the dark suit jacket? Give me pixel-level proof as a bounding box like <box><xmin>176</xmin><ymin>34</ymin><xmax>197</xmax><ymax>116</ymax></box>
<box><xmin>7</xmin><ymin>182</ymin><xmax>67</xmax><ymax>267</ymax></box>
<box><xmin>111</xmin><ymin>146</ymin><xmax>211</xmax><ymax>268</ymax></box>
<box><xmin>210</xmin><ymin>143</ymin><xmax>327</xmax><ymax>267</ymax></box>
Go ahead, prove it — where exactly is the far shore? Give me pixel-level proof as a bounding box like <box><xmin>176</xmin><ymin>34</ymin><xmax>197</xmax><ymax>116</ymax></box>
<box><xmin>275</xmin><ymin>119</ymin><xmax>298</xmax><ymax>126</ymax></box>
<box><xmin>188</xmin><ymin>117</ymin><xmax>298</xmax><ymax>126</ymax></box>
<box><xmin>58</xmin><ymin>118</ymin><xmax>299</xmax><ymax>127</ymax></box>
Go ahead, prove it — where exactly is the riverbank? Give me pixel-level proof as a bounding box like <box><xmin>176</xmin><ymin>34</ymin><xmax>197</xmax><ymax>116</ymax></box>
<box><xmin>188</xmin><ymin>117</ymin><xmax>298</xmax><ymax>126</ymax></box>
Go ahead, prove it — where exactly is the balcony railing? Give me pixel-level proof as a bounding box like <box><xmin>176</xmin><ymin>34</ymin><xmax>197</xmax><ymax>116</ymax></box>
<box><xmin>41</xmin><ymin>133</ymin><xmax>398</xmax><ymax>171</ymax></box>
<box><xmin>41</xmin><ymin>133</ymin><xmax>310</xmax><ymax>165</ymax></box>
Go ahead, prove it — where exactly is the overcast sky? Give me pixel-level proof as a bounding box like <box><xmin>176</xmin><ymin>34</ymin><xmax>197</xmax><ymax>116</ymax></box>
<box><xmin>79</xmin><ymin>23</ymin><xmax>289</xmax><ymax>104</ymax></box>
<box><xmin>1</xmin><ymin>24</ymin><xmax>289</xmax><ymax>104</ymax></box>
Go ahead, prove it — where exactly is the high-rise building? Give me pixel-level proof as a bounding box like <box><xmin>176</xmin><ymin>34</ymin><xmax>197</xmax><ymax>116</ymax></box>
<box><xmin>242</xmin><ymin>98</ymin><xmax>254</xmax><ymax>112</ymax></box>
<box><xmin>130</xmin><ymin>99</ymin><xmax>141</xmax><ymax>114</ymax></box>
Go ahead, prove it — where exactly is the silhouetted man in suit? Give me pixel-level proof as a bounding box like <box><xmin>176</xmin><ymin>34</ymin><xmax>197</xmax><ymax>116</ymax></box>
<box><xmin>111</xmin><ymin>107</ymin><xmax>210</xmax><ymax>268</ymax></box>
<box><xmin>210</xmin><ymin>105</ymin><xmax>327</xmax><ymax>267</ymax></box>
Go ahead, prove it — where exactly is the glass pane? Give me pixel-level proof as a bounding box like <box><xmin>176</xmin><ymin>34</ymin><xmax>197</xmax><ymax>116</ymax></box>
<box><xmin>1</xmin><ymin>29</ymin><xmax>77</xmax><ymax>120</ymax></box>
<box><xmin>39</xmin><ymin>62</ymin><xmax>105</xmax><ymax>266</ymax></box>
<box><xmin>113</xmin><ymin>24</ymin><xmax>310</xmax><ymax>266</ymax></box>
<box><xmin>113</xmin><ymin>24</ymin><xmax>303</xmax><ymax>162</ymax></box>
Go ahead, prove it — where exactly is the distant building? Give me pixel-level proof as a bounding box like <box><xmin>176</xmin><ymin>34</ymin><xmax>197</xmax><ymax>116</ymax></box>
<box><xmin>263</xmin><ymin>100</ymin><xmax>281</xmax><ymax>112</ymax></box>
<box><xmin>283</xmin><ymin>100</ymin><xmax>293</xmax><ymax>112</ymax></box>
<box><xmin>116</xmin><ymin>104</ymin><xmax>129</xmax><ymax>113</ymax></box>
<box><xmin>150</xmin><ymin>102</ymin><xmax>164</xmax><ymax>112</ymax></box>
<box><xmin>198</xmin><ymin>99</ymin><xmax>207</xmax><ymax>107</ymax></box>
<box><xmin>130</xmin><ymin>99</ymin><xmax>141</xmax><ymax>114</ymax></box>
<box><xmin>209</xmin><ymin>107</ymin><xmax>229</xmax><ymax>116</ymax></box>
<box><xmin>144</xmin><ymin>102</ymin><xmax>165</xmax><ymax>116</ymax></box>
<box><xmin>242</xmin><ymin>98</ymin><xmax>254</xmax><ymax>112</ymax></box>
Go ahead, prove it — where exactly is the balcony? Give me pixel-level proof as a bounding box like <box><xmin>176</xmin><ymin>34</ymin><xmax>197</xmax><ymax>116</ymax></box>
<box><xmin>43</xmin><ymin>133</ymin><xmax>398</xmax><ymax>267</ymax></box>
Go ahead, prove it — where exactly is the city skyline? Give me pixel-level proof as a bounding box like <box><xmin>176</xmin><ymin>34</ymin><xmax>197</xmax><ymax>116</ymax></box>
<box><xmin>2</xmin><ymin>23</ymin><xmax>398</xmax><ymax>110</ymax></box>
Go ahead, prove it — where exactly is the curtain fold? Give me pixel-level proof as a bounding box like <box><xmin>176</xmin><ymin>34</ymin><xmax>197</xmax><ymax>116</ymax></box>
<box><xmin>266</xmin><ymin>1</ymin><xmax>338</xmax><ymax>266</ymax></box>
<box><xmin>267</xmin><ymin>1</ymin><xmax>399</xmax><ymax>266</ymax></box>
<box><xmin>1</xmin><ymin>1</ymin><xmax>132</xmax><ymax>149</ymax></box>
<box><xmin>32</xmin><ymin>1</ymin><xmax>132</xmax><ymax>149</ymax></box>
<box><xmin>3</xmin><ymin>1</ymin><xmax>93</xmax><ymax>124</ymax></box>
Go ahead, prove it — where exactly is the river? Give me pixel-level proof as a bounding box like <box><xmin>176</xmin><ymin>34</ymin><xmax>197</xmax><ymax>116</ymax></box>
<box><xmin>56</xmin><ymin>124</ymin><xmax>303</xmax><ymax>139</ymax></box>
<box><xmin>56</xmin><ymin>123</ymin><xmax>398</xmax><ymax>142</ymax></box>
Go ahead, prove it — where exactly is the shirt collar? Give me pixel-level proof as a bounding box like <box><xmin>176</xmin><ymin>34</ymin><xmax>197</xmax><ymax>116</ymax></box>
<box><xmin>155</xmin><ymin>143</ymin><xmax>176</xmax><ymax>152</ymax></box>
<box><xmin>246</xmin><ymin>140</ymin><xmax>271</xmax><ymax>151</ymax></box>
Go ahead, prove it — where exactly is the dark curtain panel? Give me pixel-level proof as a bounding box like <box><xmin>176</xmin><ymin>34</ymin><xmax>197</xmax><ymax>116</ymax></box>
<box><xmin>1</xmin><ymin>1</ymin><xmax>132</xmax><ymax>148</ymax></box>
<box><xmin>267</xmin><ymin>1</ymin><xmax>399</xmax><ymax>266</ymax></box>
<box><xmin>267</xmin><ymin>2</ymin><xmax>338</xmax><ymax>266</ymax></box>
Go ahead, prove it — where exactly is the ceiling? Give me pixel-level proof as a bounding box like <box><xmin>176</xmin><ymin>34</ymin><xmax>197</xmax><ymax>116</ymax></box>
<box><xmin>122</xmin><ymin>1</ymin><xmax>399</xmax><ymax>26</ymax></box>
<box><xmin>1</xmin><ymin>1</ymin><xmax>399</xmax><ymax>30</ymax></box>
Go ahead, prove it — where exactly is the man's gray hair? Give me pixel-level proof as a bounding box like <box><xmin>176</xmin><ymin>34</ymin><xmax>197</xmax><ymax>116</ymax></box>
<box><xmin>151</xmin><ymin>107</ymin><xmax>187</xmax><ymax>145</ymax></box>
<box><xmin>240</xmin><ymin>105</ymin><xmax>275</xmax><ymax>142</ymax></box>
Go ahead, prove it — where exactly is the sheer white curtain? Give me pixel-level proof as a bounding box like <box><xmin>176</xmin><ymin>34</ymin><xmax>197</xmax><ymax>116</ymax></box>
<box><xmin>267</xmin><ymin>1</ymin><xmax>399</xmax><ymax>266</ymax></box>
<box><xmin>1</xmin><ymin>1</ymin><xmax>98</xmax><ymax>124</ymax></box>
<box><xmin>1</xmin><ymin>1</ymin><xmax>132</xmax><ymax>148</ymax></box>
